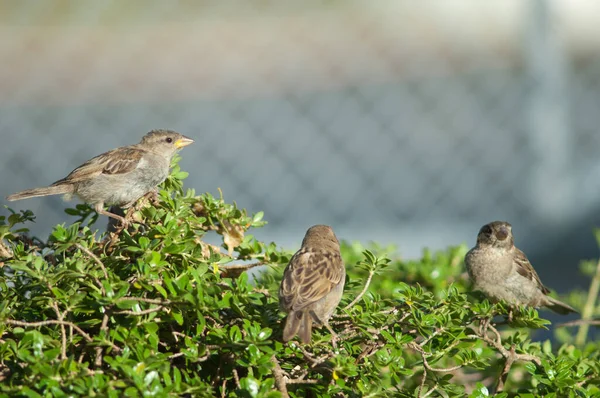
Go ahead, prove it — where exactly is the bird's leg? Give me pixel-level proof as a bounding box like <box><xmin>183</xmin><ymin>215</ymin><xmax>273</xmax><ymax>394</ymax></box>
<box><xmin>144</xmin><ymin>187</ymin><xmax>160</xmax><ymax>206</ymax></box>
<box><xmin>120</xmin><ymin>199</ymin><xmax>145</xmax><ymax>224</ymax></box>
<box><xmin>95</xmin><ymin>203</ymin><xmax>128</xmax><ymax>228</ymax></box>
<box><xmin>309</xmin><ymin>311</ymin><xmax>338</xmax><ymax>348</ymax></box>
<box><xmin>134</xmin><ymin>188</ymin><xmax>160</xmax><ymax>210</ymax></box>
<box><xmin>102</xmin><ymin>207</ymin><xmax>131</xmax><ymax>251</ymax></box>
<box><xmin>507</xmin><ymin>308</ymin><xmax>514</xmax><ymax>323</ymax></box>
<box><xmin>324</xmin><ymin>322</ymin><xmax>339</xmax><ymax>349</ymax></box>
<box><xmin>122</xmin><ymin>189</ymin><xmax>160</xmax><ymax>222</ymax></box>
<box><xmin>124</xmin><ymin>206</ymin><xmax>137</xmax><ymax>220</ymax></box>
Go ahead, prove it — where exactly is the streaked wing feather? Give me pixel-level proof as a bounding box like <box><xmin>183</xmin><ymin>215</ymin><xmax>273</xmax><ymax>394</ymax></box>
<box><xmin>280</xmin><ymin>248</ymin><xmax>343</xmax><ymax>311</ymax></box>
<box><xmin>514</xmin><ymin>248</ymin><xmax>550</xmax><ymax>294</ymax></box>
<box><xmin>56</xmin><ymin>147</ymin><xmax>144</xmax><ymax>184</ymax></box>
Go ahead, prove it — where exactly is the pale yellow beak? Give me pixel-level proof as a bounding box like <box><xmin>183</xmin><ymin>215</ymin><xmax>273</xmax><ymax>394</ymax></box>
<box><xmin>174</xmin><ymin>136</ymin><xmax>194</xmax><ymax>149</ymax></box>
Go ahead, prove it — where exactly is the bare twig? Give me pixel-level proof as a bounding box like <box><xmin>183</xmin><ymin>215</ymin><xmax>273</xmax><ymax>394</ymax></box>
<box><xmin>297</xmin><ymin>345</ymin><xmax>334</xmax><ymax>368</ymax></box>
<box><xmin>286</xmin><ymin>379</ymin><xmax>319</xmax><ymax>385</ymax></box>
<box><xmin>6</xmin><ymin>319</ymin><xmax>93</xmax><ymax>343</ymax></box>
<box><xmin>172</xmin><ymin>330</ymin><xmax>186</xmax><ymax>342</ymax></box>
<box><xmin>95</xmin><ymin>313</ymin><xmax>110</xmax><ymax>367</ymax></box>
<box><xmin>115</xmin><ymin>297</ymin><xmax>171</xmax><ymax>305</ymax></box>
<box><xmin>470</xmin><ymin>325</ymin><xmax>540</xmax><ymax>365</ymax></box>
<box><xmin>114</xmin><ymin>306</ymin><xmax>165</xmax><ymax>316</ymax></box>
<box><xmin>576</xmin><ymin>256</ymin><xmax>600</xmax><ymax>346</ymax></box>
<box><xmin>271</xmin><ymin>355</ymin><xmax>289</xmax><ymax>397</ymax></box>
<box><xmin>381</xmin><ymin>307</ymin><xmax>402</xmax><ymax>315</ymax></box>
<box><xmin>417</xmin><ymin>366</ymin><xmax>427</xmax><ymax>398</ymax></box>
<box><xmin>496</xmin><ymin>346</ymin><xmax>514</xmax><ymax>392</ymax></box>
<box><xmin>169</xmin><ymin>352</ymin><xmax>185</xmax><ymax>360</ymax></box>
<box><xmin>422</xmin><ymin>382</ymin><xmax>439</xmax><ymax>398</ymax></box>
<box><xmin>59</xmin><ymin>320</ymin><xmax>68</xmax><ymax>359</ymax></box>
<box><xmin>329</xmin><ymin>318</ymin><xmax>353</xmax><ymax>327</ymax></box>
<box><xmin>50</xmin><ymin>302</ymin><xmax>67</xmax><ymax>360</ymax></box>
<box><xmin>168</xmin><ymin>344</ymin><xmax>211</xmax><ymax>362</ymax></box>
<box><xmin>232</xmin><ymin>368</ymin><xmax>241</xmax><ymax>389</ymax></box>
<box><xmin>356</xmin><ymin>341</ymin><xmax>385</xmax><ymax>364</ymax></box>
<box><xmin>576</xmin><ymin>374</ymin><xmax>596</xmax><ymax>388</ymax></box>
<box><xmin>343</xmin><ymin>269</ymin><xmax>375</xmax><ymax>310</ymax></box>
<box><xmin>464</xmin><ymin>322</ymin><xmax>540</xmax><ymax>393</ymax></box>
<box><xmin>409</xmin><ymin>343</ymin><xmax>464</xmax><ymax>373</ymax></box>
<box><xmin>4</xmin><ymin>319</ymin><xmax>122</xmax><ymax>353</ymax></box>
<box><xmin>419</xmin><ymin>327</ymin><xmax>446</xmax><ymax>347</ymax></box>
<box><xmin>76</xmin><ymin>243</ymin><xmax>109</xmax><ymax>281</ymax></box>
<box><xmin>338</xmin><ymin>329</ymin><xmax>360</xmax><ymax>341</ymax></box>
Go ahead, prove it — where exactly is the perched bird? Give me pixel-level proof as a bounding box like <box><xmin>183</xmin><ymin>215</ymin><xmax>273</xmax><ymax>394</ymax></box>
<box><xmin>465</xmin><ymin>221</ymin><xmax>577</xmax><ymax>315</ymax></box>
<box><xmin>279</xmin><ymin>225</ymin><xmax>346</xmax><ymax>344</ymax></box>
<box><xmin>6</xmin><ymin>129</ymin><xmax>193</xmax><ymax>226</ymax></box>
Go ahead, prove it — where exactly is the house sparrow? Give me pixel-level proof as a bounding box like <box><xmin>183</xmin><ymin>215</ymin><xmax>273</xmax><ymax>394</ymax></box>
<box><xmin>6</xmin><ymin>129</ymin><xmax>193</xmax><ymax>226</ymax></box>
<box><xmin>279</xmin><ymin>225</ymin><xmax>346</xmax><ymax>344</ymax></box>
<box><xmin>465</xmin><ymin>221</ymin><xmax>576</xmax><ymax>315</ymax></box>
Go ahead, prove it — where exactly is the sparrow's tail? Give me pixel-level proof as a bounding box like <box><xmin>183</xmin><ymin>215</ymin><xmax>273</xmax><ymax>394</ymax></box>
<box><xmin>282</xmin><ymin>310</ymin><xmax>312</xmax><ymax>344</ymax></box>
<box><xmin>545</xmin><ymin>296</ymin><xmax>578</xmax><ymax>315</ymax></box>
<box><xmin>6</xmin><ymin>184</ymin><xmax>74</xmax><ymax>201</ymax></box>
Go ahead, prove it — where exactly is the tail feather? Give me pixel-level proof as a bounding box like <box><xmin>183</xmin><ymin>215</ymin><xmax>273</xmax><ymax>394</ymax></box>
<box><xmin>545</xmin><ymin>296</ymin><xmax>578</xmax><ymax>315</ymax></box>
<box><xmin>283</xmin><ymin>310</ymin><xmax>312</xmax><ymax>344</ymax></box>
<box><xmin>298</xmin><ymin>311</ymin><xmax>312</xmax><ymax>344</ymax></box>
<box><xmin>6</xmin><ymin>184</ymin><xmax>73</xmax><ymax>201</ymax></box>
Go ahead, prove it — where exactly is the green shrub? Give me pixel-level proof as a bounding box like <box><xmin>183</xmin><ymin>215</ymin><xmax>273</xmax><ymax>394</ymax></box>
<box><xmin>0</xmin><ymin>163</ymin><xmax>599</xmax><ymax>397</ymax></box>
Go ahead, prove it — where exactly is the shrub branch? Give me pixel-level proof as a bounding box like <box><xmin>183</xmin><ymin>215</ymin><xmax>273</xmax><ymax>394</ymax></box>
<box><xmin>343</xmin><ymin>268</ymin><xmax>375</xmax><ymax>310</ymax></box>
<box><xmin>4</xmin><ymin>318</ymin><xmax>122</xmax><ymax>354</ymax></box>
<box><xmin>270</xmin><ymin>355</ymin><xmax>289</xmax><ymax>397</ymax></box>
<box><xmin>50</xmin><ymin>302</ymin><xmax>67</xmax><ymax>360</ymax></box>
<box><xmin>76</xmin><ymin>243</ymin><xmax>109</xmax><ymax>281</ymax></box>
<box><xmin>6</xmin><ymin>319</ymin><xmax>94</xmax><ymax>343</ymax></box>
<box><xmin>467</xmin><ymin>323</ymin><xmax>541</xmax><ymax>392</ymax></box>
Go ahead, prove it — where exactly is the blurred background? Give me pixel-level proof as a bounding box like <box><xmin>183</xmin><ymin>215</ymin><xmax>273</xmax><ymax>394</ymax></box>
<box><xmin>1</xmin><ymin>0</ymin><xmax>600</xmax><ymax>302</ymax></box>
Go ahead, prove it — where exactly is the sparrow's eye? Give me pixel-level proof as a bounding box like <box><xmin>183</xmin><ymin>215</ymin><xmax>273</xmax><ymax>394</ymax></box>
<box><xmin>481</xmin><ymin>225</ymin><xmax>493</xmax><ymax>236</ymax></box>
<box><xmin>165</xmin><ymin>137</ymin><xmax>173</xmax><ymax>143</ymax></box>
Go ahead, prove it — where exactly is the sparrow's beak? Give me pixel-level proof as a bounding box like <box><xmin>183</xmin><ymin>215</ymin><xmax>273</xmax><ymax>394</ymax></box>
<box><xmin>496</xmin><ymin>226</ymin><xmax>509</xmax><ymax>241</ymax></box>
<box><xmin>174</xmin><ymin>136</ymin><xmax>194</xmax><ymax>149</ymax></box>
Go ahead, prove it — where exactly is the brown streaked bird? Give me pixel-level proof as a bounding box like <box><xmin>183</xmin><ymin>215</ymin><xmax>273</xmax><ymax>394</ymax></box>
<box><xmin>279</xmin><ymin>224</ymin><xmax>346</xmax><ymax>344</ymax></box>
<box><xmin>6</xmin><ymin>129</ymin><xmax>193</xmax><ymax>226</ymax></box>
<box><xmin>465</xmin><ymin>221</ymin><xmax>577</xmax><ymax>316</ymax></box>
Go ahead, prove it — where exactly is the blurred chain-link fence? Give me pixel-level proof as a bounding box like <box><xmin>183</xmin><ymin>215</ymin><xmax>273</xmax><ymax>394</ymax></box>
<box><xmin>2</xmin><ymin>1</ymin><xmax>600</xmax><ymax>293</ymax></box>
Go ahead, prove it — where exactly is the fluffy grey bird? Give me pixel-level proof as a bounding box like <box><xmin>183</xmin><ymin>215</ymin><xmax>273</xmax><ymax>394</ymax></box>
<box><xmin>6</xmin><ymin>129</ymin><xmax>193</xmax><ymax>226</ymax></box>
<box><xmin>279</xmin><ymin>225</ymin><xmax>346</xmax><ymax>344</ymax></box>
<box><xmin>465</xmin><ymin>221</ymin><xmax>577</xmax><ymax>315</ymax></box>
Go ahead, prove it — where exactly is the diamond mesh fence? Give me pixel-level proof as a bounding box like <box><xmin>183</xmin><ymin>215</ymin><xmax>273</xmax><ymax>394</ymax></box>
<box><xmin>1</xmin><ymin>1</ymin><xmax>600</xmax><ymax>294</ymax></box>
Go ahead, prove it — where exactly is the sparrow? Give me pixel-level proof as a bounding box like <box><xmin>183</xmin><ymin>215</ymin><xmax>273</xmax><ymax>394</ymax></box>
<box><xmin>279</xmin><ymin>224</ymin><xmax>346</xmax><ymax>344</ymax></box>
<box><xmin>6</xmin><ymin>129</ymin><xmax>193</xmax><ymax>226</ymax></box>
<box><xmin>465</xmin><ymin>221</ymin><xmax>577</xmax><ymax>315</ymax></box>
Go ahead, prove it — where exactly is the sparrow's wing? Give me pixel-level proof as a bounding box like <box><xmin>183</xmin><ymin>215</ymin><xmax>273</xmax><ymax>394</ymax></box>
<box><xmin>280</xmin><ymin>247</ymin><xmax>344</xmax><ymax>312</ymax></box>
<box><xmin>53</xmin><ymin>147</ymin><xmax>145</xmax><ymax>184</ymax></box>
<box><xmin>514</xmin><ymin>248</ymin><xmax>550</xmax><ymax>294</ymax></box>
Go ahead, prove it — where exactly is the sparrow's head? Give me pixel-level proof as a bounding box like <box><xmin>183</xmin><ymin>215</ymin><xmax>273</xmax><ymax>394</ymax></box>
<box><xmin>301</xmin><ymin>224</ymin><xmax>339</xmax><ymax>247</ymax></box>
<box><xmin>139</xmin><ymin>129</ymin><xmax>194</xmax><ymax>159</ymax></box>
<box><xmin>476</xmin><ymin>221</ymin><xmax>513</xmax><ymax>248</ymax></box>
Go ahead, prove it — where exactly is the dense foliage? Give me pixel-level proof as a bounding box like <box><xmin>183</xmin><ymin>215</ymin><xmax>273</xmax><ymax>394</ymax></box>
<box><xmin>0</xmin><ymin>162</ymin><xmax>599</xmax><ymax>397</ymax></box>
